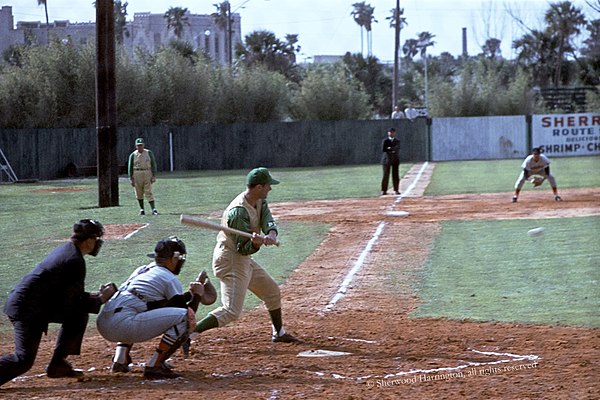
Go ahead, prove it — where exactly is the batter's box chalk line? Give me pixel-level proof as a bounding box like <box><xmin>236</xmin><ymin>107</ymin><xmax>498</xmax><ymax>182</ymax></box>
<box><xmin>306</xmin><ymin>348</ymin><xmax>541</xmax><ymax>382</ymax></box>
<box><xmin>379</xmin><ymin>349</ymin><xmax>541</xmax><ymax>380</ymax></box>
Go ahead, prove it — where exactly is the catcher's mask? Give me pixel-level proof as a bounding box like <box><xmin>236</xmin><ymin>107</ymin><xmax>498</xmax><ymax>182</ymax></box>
<box><xmin>72</xmin><ymin>219</ymin><xmax>105</xmax><ymax>256</ymax></box>
<box><xmin>152</xmin><ymin>236</ymin><xmax>187</xmax><ymax>274</ymax></box>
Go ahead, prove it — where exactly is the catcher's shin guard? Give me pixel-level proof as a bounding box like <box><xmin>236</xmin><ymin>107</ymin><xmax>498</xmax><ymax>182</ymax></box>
<box><xmin>155</xmin><ymin>333</ymin><xmax>191</xmax><ymax>366</ymax></box>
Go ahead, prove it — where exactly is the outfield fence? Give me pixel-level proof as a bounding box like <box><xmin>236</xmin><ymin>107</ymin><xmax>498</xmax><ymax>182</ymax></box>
<box><xmin>0</xmin><ymin>113</ymin><xmax>597</xmax><ymax>181</ymax></box>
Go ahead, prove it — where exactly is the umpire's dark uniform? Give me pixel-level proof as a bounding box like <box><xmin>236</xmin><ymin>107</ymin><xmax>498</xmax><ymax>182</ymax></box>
<box><xmin>381</xmin><ymin>128</ymin><xmax>400</xmax><ymax>194</ymax></box>
<box><xmin>0</xmin><ymin>241</ymin><xmax>103</xmax><ymax>386</ymax></box>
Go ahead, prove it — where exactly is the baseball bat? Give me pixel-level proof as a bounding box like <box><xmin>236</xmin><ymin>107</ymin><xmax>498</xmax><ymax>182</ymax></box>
<box><xmin>180</xmin><ymin>214</ymin><xmax>279</xmax><ymax>246</ymax></box>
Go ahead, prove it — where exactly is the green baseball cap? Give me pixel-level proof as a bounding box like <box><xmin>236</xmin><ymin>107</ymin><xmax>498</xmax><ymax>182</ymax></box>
<box><xmin>135</xmin><ymin>137</ymin><xmax>144</xmax><ymax>145</ymax></box>
<box><xmin>246</xmin><ymin>167</ymin><xmax>280</xmax><ymax>186</ymax></box>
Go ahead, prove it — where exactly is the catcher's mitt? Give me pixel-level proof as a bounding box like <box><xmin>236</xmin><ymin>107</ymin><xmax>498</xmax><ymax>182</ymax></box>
<box><xmin>529</xmin><ymin>176</ymin><xmax>545</xmax><ymax>187</ymax></box>
<box><xmin>196</xmin><ymin>270</ymin><xmax>217</xmax><ymax>305</ymax></box>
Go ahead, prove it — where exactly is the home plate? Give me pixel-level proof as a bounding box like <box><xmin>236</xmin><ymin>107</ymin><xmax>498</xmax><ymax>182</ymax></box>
<box><xmin>298</xmin><ymin>349</ymin><xmax>353</xmax><ymax>357</ymax></box>
<box><xmin>387</xmin><ymin>211</ymin><xmax>409</xmax><ymax>217</ymax></box>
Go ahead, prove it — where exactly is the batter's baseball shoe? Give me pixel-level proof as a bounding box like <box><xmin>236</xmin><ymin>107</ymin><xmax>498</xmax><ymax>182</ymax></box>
<box><xmin>380</xmin><ymin>191</ymin><xmax>386</xmax><ymax>196</ymax></box>
<box><xmin>139</xmin><ymin>209</ymin><xmax>145</xmax><ymax>216</ymax></box>
<box><xmin>512</xmin><ymin>196</ymin><xmax>518</xmax><ymax>203</ymax></box>
<box><xmin>555</xmin><ymin>195</ymin><xmax>562</xmax><ymax>201</ymax></box>
<box><xmin>272</xmin><ymin>332</ymin><xmax>303</xmax><ymax>343</ymax></box>
<box><xmin>46</xmin><ymin>359</ymin><xmax>84</xmax><ymax>378</ymax></box>
<box><xmin>111</xmin><ymin>362</ymin><xmax>131</xmax><ymax>373</ymax></box>
<box><xmin>143</xmin><ymin>364</ymin><xmax>180</xmax><ymax>380</ymax></box>
<box><xmin>394</xmin><ymin>191</ymin><xmax>401</xmax><ymax>195</ymax></box>
<box><xmin>152</xmin><ymin>209</ymin><xmax>159</xmax><ymax>215</ymax></box>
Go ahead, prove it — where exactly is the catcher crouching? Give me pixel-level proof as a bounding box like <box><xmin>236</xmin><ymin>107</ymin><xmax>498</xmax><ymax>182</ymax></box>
<box><xmin>96</xmin><ymin>236</ymin><xmax>216</xmax><ymax>379</ymax></box>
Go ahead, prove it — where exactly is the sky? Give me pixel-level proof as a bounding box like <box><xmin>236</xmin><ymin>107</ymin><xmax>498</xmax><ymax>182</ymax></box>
<box><xmin>6</xmin><ymin>0</ymin><xmax>598</xmax><ymax>62</ymax></box>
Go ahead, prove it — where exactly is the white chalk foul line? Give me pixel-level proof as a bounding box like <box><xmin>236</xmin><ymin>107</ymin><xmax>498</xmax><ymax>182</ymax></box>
<box><xmin>324</xmin><ymin>221</ymin><xmax>386</xmax><ymax>311</ymax></box>
<box><xmin>308</xmin><ymin>349</ymin><xmax>541</xmax><ymax>382</ymax></box>
<box><xmin>323</xmin><ymin>162</ymin><xmax>429</xmax><ymax>312</ymax></box>
<box><xmin>380</xmin><ymin>348</ymin><xmax>541</xmax><ymax>380</ymax></box>
<box><xmin>123</xmin><ymin>223</ymin><xmax>149</xmax><ymax>240</ymax></box>
<box><xmin>393</xmin><ymin>161</ymin><xmax>429</xmax><ymax>206</ymax></box>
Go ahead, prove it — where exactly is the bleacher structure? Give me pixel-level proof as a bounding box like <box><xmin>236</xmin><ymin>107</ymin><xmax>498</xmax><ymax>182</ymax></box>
<box><xmin>0</xmin><ymin>147</ymin><xmax>18</xmax><ymax>183</ymax></box>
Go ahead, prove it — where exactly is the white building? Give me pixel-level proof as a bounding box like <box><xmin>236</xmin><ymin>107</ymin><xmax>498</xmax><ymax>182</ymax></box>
<box><xmin>0</xmin><ymin>5</ymin><xmax>241</xmax><ymax>65</ymax></box>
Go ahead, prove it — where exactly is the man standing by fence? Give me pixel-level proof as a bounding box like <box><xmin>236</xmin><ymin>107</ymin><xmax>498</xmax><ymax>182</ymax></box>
<box><xmin>128</xmin><ymin>138</ymin><xmax>158</xmax><ymax>216</ymax></box>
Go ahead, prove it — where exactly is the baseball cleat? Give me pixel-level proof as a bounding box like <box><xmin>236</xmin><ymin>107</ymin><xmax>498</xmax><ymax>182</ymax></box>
<box><xmin>143</xmin><ymin>364</ymin><xmax>180</xmax><ymax>379</ymax></box>
<box><xmin>111</xmin><ymin>362</ymin><xmax>131</xmax><ymax>373</ymax></box>
<box><xmin>152</xmin><ymin>209</ymin><xmax>159</xmax><ymax>215</ymax></box>
<box><xmin>394</xmin><ymin>191</ymin><xmax>401</xmax><ymax>195</ymax></box>
<box><xmin>555</xmin><ymin>195</ymin><xmax>562</xmax><ymax>201</ymax></box>
<box><xmin>272</xmin><ymin>332</ymin><xmax>303</xmax><ymax>343</ymax></box>
<box><xmin>512</xmin><ymin>196</ymin><xmax>518</xmax><ymax>203</ymax></box>
<box><xmin>139</xmin><ymin>209</ymin><xmax>145</xmax><ymax>216</ymax></box>
<box><xmin>380</xmin><ymin>191</ymin><xmax>386</xmax><ymax>196</ymax></box>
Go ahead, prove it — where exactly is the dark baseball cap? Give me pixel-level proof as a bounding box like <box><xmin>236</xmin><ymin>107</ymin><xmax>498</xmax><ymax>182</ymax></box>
<box><xmin>246</xmin><ymin>167</ymin><xmax>280</xmax><ymax>186</ymax></box>
<box><xmin>135</xmin><ymin>138</ymin><xmax>144</xmax><ymax>145</ymax></box>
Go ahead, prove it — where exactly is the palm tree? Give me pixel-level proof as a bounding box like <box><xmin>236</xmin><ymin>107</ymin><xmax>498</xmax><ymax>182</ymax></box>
<box><xmin>513</xmin><ymin>29</ymin><xmax>557</xmax><ymax>87</ymax></box>
<box><xmin>114</xmin><ymin>1</ymin><xmax>129</xmax><ymax>45</ymax></box>
<box><xmin>37</xmin><ymin>0</ymin><xmax>49</xmax><ymax>44</ymax></box>
<box><xmin>387</xmin><ymin>2</ymin><xmax>407</xmax><ymax>109</ymax></box>
<box><xmin>544</xmin><ymin>1</ymin><xmax>586</xmax><ymax>87</ymax></box>
<box><xmin>212</xmin><ymin>1</ymin><xmax>230</xmax><ymax>64</ymax></box>
<box><xmin>363</xmin><ymin>4</ymin><xmax>377</xmax><ymax>56</ymax></box>
<box><xmin>235</xmin><ymin>30</ymin><xmax>299</xmax><ymax>81</ymax></box>
<box><xmin>402</xmin><ymin>38</ymin><xmax>420</xmax><ymax>59</ymax></box>
<box><xmin>164</xmin><ymin>7</ymin><xmax>190</xmax><ymax>40</ymax></box>
<box><xmin>351</xmin><ymin>2</ymin><xmax>368</xmax><ymax>55</ymax></box>
<box><xmin>416</xmin><ymin>32</ymin><xmax>436</xmax><ymax>110</ymax></box>
<box><xmin>351</xmin><ymin>2</ymin><xmax>377</xmax><ymax>56</ymax></box>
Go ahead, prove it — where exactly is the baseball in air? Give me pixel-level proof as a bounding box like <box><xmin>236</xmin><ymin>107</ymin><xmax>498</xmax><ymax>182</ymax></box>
<box><xmin>527</xmin><ymin>227</ymin><xmax>545</xmax><ymax>237</ymax></box>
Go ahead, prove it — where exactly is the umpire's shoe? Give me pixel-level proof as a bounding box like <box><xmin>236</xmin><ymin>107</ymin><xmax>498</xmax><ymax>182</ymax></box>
<box><xmin>143</xmin><ymin>364</ymin><xmax>180</xmax><ymax>380</ymax></box>
<box><xmin>46</xmin><ymin>359</ymin><xmax>84</xmax><ymax>378</ymax></box>
<box><xmin>272</xmin><ymin>332</ymin><xmax>303</xmax><ymax>343</ymax></box>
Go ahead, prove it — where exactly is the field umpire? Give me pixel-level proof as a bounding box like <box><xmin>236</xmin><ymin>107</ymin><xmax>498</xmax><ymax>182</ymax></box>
<box><xmin>0</xmin><ymin>220</ymin><xmax>116</xmax><ymax>386</ymax></box>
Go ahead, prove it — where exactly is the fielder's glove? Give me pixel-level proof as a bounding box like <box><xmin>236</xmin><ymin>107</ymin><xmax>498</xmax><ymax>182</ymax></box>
<box><xmin>529</xmin><ymin>176</ymin><xmax>545</xmax><ymax>187</ymax></box>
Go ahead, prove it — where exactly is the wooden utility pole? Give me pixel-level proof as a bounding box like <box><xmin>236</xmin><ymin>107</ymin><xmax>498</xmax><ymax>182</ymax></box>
<box><xmin>96</xmin><ymin>0</ymin><xmax>119</xmax><ymax>207</ymax></box>
<box><xmin>392</xmin><ymin>0</ymin><xmax>400</xmax><ymax>110</ymax></box>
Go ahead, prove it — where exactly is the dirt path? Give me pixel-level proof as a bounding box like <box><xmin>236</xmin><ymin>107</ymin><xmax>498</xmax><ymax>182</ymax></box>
<box><xmin>1</xmin><ymin>164</ymin><xmax>599</xmax><ymax>399</ymax></box>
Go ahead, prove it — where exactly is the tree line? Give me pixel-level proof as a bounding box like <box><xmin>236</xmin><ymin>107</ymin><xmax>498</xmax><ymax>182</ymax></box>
<box><xmin>0</xmin><ymin>0</ymin><xmax>598</xmax><ymax>129</ymax></box>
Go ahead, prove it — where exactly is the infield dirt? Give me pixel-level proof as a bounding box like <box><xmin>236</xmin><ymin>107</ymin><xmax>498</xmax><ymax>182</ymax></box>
<box><xmin>1</xmin><ymin>164</ymin><xmax>599</xmax><ymax>399</ymax></box>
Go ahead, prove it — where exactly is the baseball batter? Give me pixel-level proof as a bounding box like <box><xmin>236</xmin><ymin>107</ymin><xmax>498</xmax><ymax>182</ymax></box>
<box><xmin>96</xmin><ymin>237</ymin><xmax>211</xmax><ymax>379</ymax></box>
<box><xmin>513</xmin><ymin>147</ymin><xmax>562</xmax><ymax>203</ymax></box>
<box><xmin>193</xmin><ymin>167</ymin><xmax>301</xmax><ymax>343</ymax></box>
<box><xmin>128</xmin><ymin>137</ymin><xmax>158</xmax><ymax>215</ymax></box>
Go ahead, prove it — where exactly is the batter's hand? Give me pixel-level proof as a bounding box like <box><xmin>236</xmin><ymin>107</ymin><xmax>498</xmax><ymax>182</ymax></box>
<box><xmin>263</xmin><ymin>231</ymin><xmax>279</xmax><ymax>246</ymax></box>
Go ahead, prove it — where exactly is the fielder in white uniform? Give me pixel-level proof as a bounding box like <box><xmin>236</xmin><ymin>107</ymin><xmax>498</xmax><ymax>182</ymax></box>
<box><xmin>97</xmin><ymin>237</ymin><xmax>207</xmax><ymax>379</ymax></box>
<box><xmin>513</xmin><ymin>147</ymin><xmax>561</xmax><ymax>203</ymax></box>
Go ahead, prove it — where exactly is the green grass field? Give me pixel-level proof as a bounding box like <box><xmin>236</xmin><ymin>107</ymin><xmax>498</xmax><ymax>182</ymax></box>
<box><xmin>410</xmin><ymin>217</ymin><xmax>600</xmax><ymax>327</ymax></box>
<box><xmin>0</xmin><ymin>157</ymin><xmax>598</xmax><ymax>332</ymax></box>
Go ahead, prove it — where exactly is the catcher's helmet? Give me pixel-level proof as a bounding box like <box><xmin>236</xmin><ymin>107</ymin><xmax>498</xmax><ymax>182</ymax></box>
<box><xmin>153</xmin><ymin>236</ymin><xmax>187</xmax><ymax>260</ymax></box>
